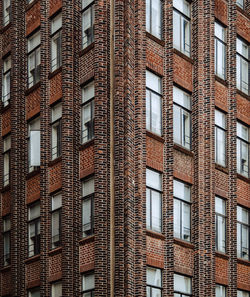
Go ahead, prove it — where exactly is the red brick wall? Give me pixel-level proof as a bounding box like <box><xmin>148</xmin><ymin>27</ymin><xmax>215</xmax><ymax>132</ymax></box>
<box><xmin>214</xmin><ymin>0</ymin><xmax>228</xmax><ymax>25</ymax></box>
<box><xmin>174</xmin><ymin>244</ymin><xmax>194</xmax><ymax>276</ymax></box>
<box><xmin>1</xmin><ymin>27</ymin><xmax>11</xmax><ymax>57</ymax></box>
<box><xmin>49</xmin><ymin>0</ymin><xmax>62</xmax><ymax>17</ymax></box>
<box><xmin>79</xmin><ymin>49</ymin><xmax>95</xmax><ymax>84</ymax></box>
<box><xmin>49</xmin><ymin>252</ymin><xmax>62</xmax><ymax>282</ymax></box>
<box><xmin>2</xmin><ymin>109</ymin><xmax>11</xmax><ymax>136</ymax></box>
<box><xmin>26</xmin><ymin>260</ymin><xmax>41</xmax><ymax>288</ymax></box>
<box><xmin>173</xmin><ymin>150</ymin><xmax>193</xmax><ymax>184</ymax></box>
<box><xmin>26</xmin><ymin>1</ymin><xmax>41</xmax><ymax>36</ymax></box>
<box><xmin>237</xmin><ymin>94</ymin><xmax>250</xmax><ymax>125</ymax></box>
<box><xmin>1</xmin><ymin>269</ymin><xmax>12</xmax><ymax>295</ymax></box>
<box><xmin>215</xmin><ymin>169</ymin><xmax>228</xmax><ymax>198</ymax></box>
<box><xmin>80</xmin><ymin>145</ymin><xmax>94</xmax><ymax>179</ymax></box>
<box><xmin>215</xmin><ymin>256</ymin><xmax>228</xmax><ymax>285</ymax></box>
<box><xmin>49</xmin><ymin>161</ymin><xmax>62</xmax><ymax>193</ymax></box>
<box><xmin>79</xmin><ymin>241</ymin><xmax>95</xmax><ymax>272</ymax></box>
<box><xmin>26</xmin><ymin>174</ymin><xmax>40</xmax><ymax>204</ymax></box>
<box><xmin>49</xmin><ymin>72</ymin><xmax>62</xmax><ymax>105</ymax></box>
<box><xmin>237</xmin><ymin>179</ymin><xmax>250</xmax><ymax>208</ymax></box>
<box><xmin>237</xmin><ymin>263</ymin><xmax>250</xmax><ymax>291</ymax></box>
<box><xmin>173</xmin><ymin>54</ymin><xmax>193</xmax><ymax>92</ymax></box>
<box><xmin>236</xmin><ymin>12</ymin><xmax>250</xmax><ymax>42</ymax></box>
<box><xmin>146</xmin><ymin>38</ymin><xmax>164</xmax><ymax>75</ymax></box>
<box><xmin>146</xmin><ymin>235</ymin><xmax>164</xmax><ymax>268</ymax></box>
<box><xmin>146</xmin><ymin>136</ymin><xmax>163</xmax><ymax>172</ymax></box>
<box><xmin>1</xmin><ymin>190</ymin><xmax>11</xmax><ymax>216</ymax></box>
<box><xmin>215</xmin><ymin>81</ymin><xmax>228</xmax><ymax>112</ymax></box>
<box><xmin>26</xmin><ymin>87</ymin><xmax>41</xmax><ymax>120</ymax></box>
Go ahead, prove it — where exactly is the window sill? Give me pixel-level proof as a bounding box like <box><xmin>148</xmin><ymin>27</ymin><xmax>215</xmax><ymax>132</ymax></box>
<box><xmin>236</xmin><ymin>5</ymin><xmax>249</xmax><ymax>19</ymax></box>
<box><xmin>237</xmin><ymin>258</ymin><xmax>250</xmax><ymax>266</ymax></box>
<box><xmin>48</xmin><ymin>246</ymin><xmax>62</xmax><ymax>256</ymax></box>
<box><xmin>79</xmin><ymin>235</ymin><xmax>95</xmax><ymax>245</ymax></box>
<box><xmin>215</xmin><ymin>75</ymin><xmax>228</xmax><ymax>87</ymax></box>
<box><xmin>215</xmin><ymin>164</ymin><xmax>228</xmax><ymax>174</ymax></box>
<box><xmin>26</xmin><ymin>168</ymin><xmax>40</xmax><ymax>180</ymax></box>
<box><xmin>49</xmin><ymin>156</ymin><xmax>62</xmax><ymax>167</ymax></box>
<box><xmin>0</xmin><ymin>264</ymin><xmax>11</xmax><ymax>272</ymax></box>
<box><xmin>25</xmin><ymin>81</ymin><xmax>41</xmax><ymax>96</ymax></box>
<box><xmin>173</xmin><ymin>143</ymin><xmax>193</xmax><ymax>157</ymax></box>
<box><xmin>1</xmin><ymin>102</ymin><xmax>11</xmax><ymax>114</ymax></box>
<box><xmin>25</xmin><ymin>254</ymin><xmax>40</xmax><ymax>264</ymax></box>
<box><xmin>146</xmin><ymin>130</ymin><xmax>164</xmax><ymax>143</ymax></box>
<box><xmin>79</xmin><ymin>42</ymin><xmax>95</xmax><ymax>57</ymax></box>
<box><xmin>26</xmin><ymin>0</ymin><xmax>40</xmax><ymax>11</ymax></box>
<box><xmin>48</xmin><ymin>66</ymin><xmax>62</xmax><ymax>79</ymax></box>
<box><xmin>173</xmin><ymin>48</ymin><xmax>193</xmax><ymax>64</ymax></box>
<box><xmin>236</xmin><ymin>89</ymin><xmax>250</xmax><ymax>101</ymax></box>
<box><xmin>146</xmin><ymin>229</ymin><xmax>165</xmax><ymax>240</ymax></box>
<box><xmin>146</xmin><ymin>31</ymin><xmax>165</xmax><ymax>47</ymax></box>
<box><xmin>215</xmin><ymin>251</ymin><xmax>229</xmax><ymax>260</ymax></box>
<box><xmin>174</xmin><ymin>238</ymin><xmax>194</xmax><ymax>249</ymax></box>
<box><xmin>0</xmin><ymin>22</ymin><xmax>11</xmax><ymax>34</ymax></box>
<box><xmin>237</xmin><ymin>173</ymin><xmax>250</xmax><ymax>183</ymax></box>
<box><xmin>79</xmin><ymin>138</ymin><xmax>95</xmax><ymax>151</ymax></box>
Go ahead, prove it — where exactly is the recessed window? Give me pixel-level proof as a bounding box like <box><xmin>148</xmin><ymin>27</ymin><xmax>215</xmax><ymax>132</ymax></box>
<box><xmin>146</xmin><ymin>168</ymin><xmax>162</xmax><ymax>233</ymax></box>
<box><xmin>51</xmin><ymin>13</ymin><xmax>62</xmax><ymax>72</ymax></box>
<box><xmin>51</xmin><ymin>193</ymin><xmax>62</xmax><ymax>249</ymax></box>
<box><xmin>236</xmin><ymin>38</ymin><xmax>249</xmax><ymax>95</ymax></box>
<box><xmin>146</xmin><ymin>0</ymin><xmax>162</xmax><ymax>39</ymax></box>
<box><xmin>3</xmin><ymin>135</ymin><xmax>11</xmax><ymax>187</ymax></box>
<box><xmin>82</xmin><ymin>177</ymin><xmax>94</xmax><ymax>237</ymax></box>
<box><xmin>215</xmin><ymin>110</ymin><xmax>227</xmax><ymax>167</ymax></box>
<box><xmin>81</xmin><ymin>81</ymin><xmax>94</xmax><ymax>143</ymax></box>
<box><xmin>3</xmin><ymin>216</ymin><xmax>11</xmax><ymax>266</ymax></box>
<box><xmin>174</xmin><ymin>179</ymin><xmax>191</xmax><ymax>242</ymax></box>
<box><xmin>2</xmin><ymin>55</ymin><xmax>11</xmax><ymax>107</ymax></box>
<box><xmin>174</xmin><ymin>273</ymin><xmax>192</xmax><ymax>297</ymax></box>
<box><xmin>173</xmin><ymin>0</ymin><xmax>191</xmax><ymax>57</ymax></box>
<box><xmin>51</xmin><ymin>103</ymin><xmax>62</xmax><ymax>160</ymax></box>
<box><xmin>82</xmin><ymin>272</ymin><xmax>95</xmax><ymax>297</ymax></box>
<box><xmin>237</xmin><ymin>205</ymin><xmax>249</xmax><ymax>260</ymax></box>
<box><xmin>146</xmin><ymin>70</ymin><xmax>162</xmax><ymax>136</ymax></box>
<box><xmin>238</xmin><ymin>290</ymin><xmax>250</xmax><ymax>297</ymax></box>
<box><xmin>3</xmin><ymin>0</ymin><xmax>11</xmax><ymax>26</ymax></box>
<box><xmin>215</xmin><ymin>197</ymin><xmax>226</xmax><ymax>253</ymax></box>
<box><xmin>215</xmin><ymin>22</ymin><xmax>226</xmax><ymax>79</ymax></box>
<box><xmin>146</xmin><ymin>266</ymin><xmax>162</xmax><ymax>297</ymax></box>
<box><xmin>236</xmin><ymin>0</ymin><xmax>245</xmax><ymax>9</ymax></box>
<box><xmin>51</xmin><ymin>281</ymin><xmax>62</xmax><ymax>297</ymax></box>
<box><xmin>28</xmin><ymin>202</ymin><xmax>40</xmax><ymax>257</ymax></box>
<box><xmin>216</xmin><ymin>284</ymin><xmax>226</xmax><ymax>297</ymax></box>
<box><xmin>173</xmin><ymin>87</ymin><xmax>191</xmax><ymax>149</ymax></box>
<box><xmin>27</xmin><ymin>31</ymin><xmax>41</xmax><ymax>88</ymax></box>
<box><xmin>237</xmin><ymin>122</ymin><xmax>249</xmax><ymax>177</ymax></box>
<box><xmin>28</xmin><ymin>117</ymin><xmax>40</xmax><ymax>172</ymax></box>
<box><xmin>82</xmin><ymin>0</ymin><xmax>94</xmax><ymax>49</ymax></box>
<box><xmin>28</xmin><ymin>287</ymin><xmax>40</xmax><ymax>297</ymax></box>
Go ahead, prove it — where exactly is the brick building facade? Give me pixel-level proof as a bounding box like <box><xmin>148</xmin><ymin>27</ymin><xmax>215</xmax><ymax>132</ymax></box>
<box><xmin>0</xmin><ymin>0</ymin><xmax>249</xmax><ymax>296</ymax></box>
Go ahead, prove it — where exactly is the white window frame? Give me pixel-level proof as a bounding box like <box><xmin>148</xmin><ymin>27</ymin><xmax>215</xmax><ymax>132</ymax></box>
<box><xmin>82</xmin><ymin>0</ymin><xmax>94</xmax><ymax>49</ymax></box>
<box><xmin>27</xmin><ymin>31</ymin><xmax>41</xmax><ymax>88</ymax></box>
<box><xmin>2</xmin><ymin>55</ymin><xmax>11</xmax><ymax>107</ymax></box>
<box><xmin>82</xmin><ymin>177</ymin><xmax>94</xmax><ymax>238</ymax></box>
<box><xmin>146</xmin><ymin>0</ymin><xmax>162</xmax><ymax>40</ymax></box>
<box><xmin>215</xmin><ymin>22</ymin><xmax>226</xmax><ymax>79</ymax></box>
<box><xmin>2</xmin><ymin>215</ymin><xmax>11</xmax><ymax>266</ymax></box>
<box><xmin>82</xmin><ymin>272</ymin><xmax>95</xmax><ymax>297</ymax></box>
<box><xmin>237</xmin><ymin>205</ymin><xmax>249</xmax><ymax>260</ymax></box>
<box><xmin>174</xmin><ymin>273</ymin><xmax>192</xmax><ymax>297</ymax></box>
<box><xmin>215</xmin><ymin>109</ymin><xmax>227</xmax><ymax>167</ymax></box>
<box><xmin>51</xmin><ymin>193</ymin><xmax>62</xmax><ymax>249</ymax></box>
<box><xmin>236</xmin><ymin>38</ymin><xmax>249</xmax><ymax>95</ymax></box>
<box><xmin>147</xmin><ymin>266</ymin><xmax>162</xmax><ymax>297</ymax></box>
<box><xmin>215</xmin><ymin>196</ymin><xmax>226</xmax><ymax>253</ymax></box>
<box><xmin>28</xmin><ymin>202</ymin><xmax>40</xmax><ymax>257</ymax></box>
<box><xmin>51</xmin><ymin>103</ymin><xmax>62</xmax><ymax>160</ymax></box>
<box><xmin>237</xmin><ymin>121</ymin><xmax>249</xmax><ymax>178</ymax></box>
<box><xmin>51</xmin><ymin>13</ymin><xmax>62</xmax><ymax>72</ymax></box>
<box><xmin>3</xmin><ymin>134</ymin><xmax>11</xmax><ymax>187</ymax></box>
<box><xmin>28</xmin><ymin>117</ymin><xmax>40</xmax><ymax>172</ymax></box>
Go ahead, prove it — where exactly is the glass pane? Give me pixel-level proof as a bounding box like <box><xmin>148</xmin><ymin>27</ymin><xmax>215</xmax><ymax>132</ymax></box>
<box><xmin>217</xmin><ymin>215</ymin><xmax>226</xmax><ymax>252</ymax></box>
<box><xmin>152</xmin><ymin>288</ymin><xmax>161</xmax><ymax>297</ymax></box>
<box><xmin>29</xmin><ymin>289</ymin><xmax>40</xmax><ymax>297</ymax></box>
<box><xmin>82</xmin><ymin>178</ymin><xmax>94</xmax><ymax>197</ymax></box>
<box><xmin>29</xmin><ymin>204</ymin><xmax>40</xmax><ymax>220</ymax></box>
<box><xmin>241</xmin><ymin>141</ymin><xmax>249</xmax><ymax>176</ymax></box>
<box><xmin>3</xmin><ymin>56</ymin><xmax>11</xmax><ymax>72</ymax></box>
<box><xmin>242</xmin><ymin>225</ymin><xmax>249</xmax><ymax>259</ymax></box>
<box><xmin>215</xmin><ymin>23</ymin><xmax>225</xmax><ymax>41</ymax></box>
<box><xmin>237</xmin><ymin>290</ymin><xmax>250</xmax><ymax>297</ymax></box>
<box><xmin>216</xmin><ymin>284</ymin><xmax>226</xmax><ymax>297</ymax></box>
<box><xmin>241</xmin><ymin>58</ymin><xmax>249</xmax><ymax>94</ymax></box>
<box><xmin>52</xmin><ymin>211</ymin><xmax>60</xmax><ymax>238</ymax></box>
<box><xmin>146</xmin><ymin>90</ymin><xmax>151</xmax><ymax>131</ymax></box>
<box><xmin>3</xmin><ymin>135</ymin><xmax>11</xmax><ymax>152</ymax></box>
<box><xmin>182</xmin><ymin>202</ymin><xmax>191</xmax><ymax>241</ymax></box>
<box><xmin>236</xmin><ymin>55</ymin><xmax>241</xmax><ymax>90</ymax></box>
<box><xmin>51</xmin><ymin>103</ymin><xmax>62</xmax><ymax>122</ymax></box>
<box><xmin>151</xmin><ymin>190</ymin><xmax>162</xmax><ymax>232</ymax></box>
<box><xmin>82</xmin><ymin>0</ymin><xmax>94</xmax><ymax>9</ymax></box>
<box><xmin>237</xmin><ymin>38</ymin><xmax>248</xmax><ymax>59</ymax></box>
<box><xmin>237</xmin><ymin>223</ymin><xmax>241</xmax><ymax>257</ymax></box>
<box><xmin>51</xmin><ymin>14</ymin><xmax>62</xmax><ymax>34</ymax></box>
<box><xmin>82</xmin><ymin>198</ymin><xmax>92</xmax><ymax>231</ymax></box>
<box><xmin>173</xmin><ymin>11</ymin><xmax>181</xmax><ymax>51</ymax></box>
<box><xmin>174</xmin><ymin>105</ymin><xmax>181</xmax><ymax>145</ymax></box>
<box><xmin>237</xmin><ymin>122</ymin><xmax>248</xmax><ymax>141</ymax></box>
<box><xmin>147</xmin><ymin>267</ymin><xmax>161</xmax><ymax>287</ymax></box>
<box><xmin>215</xmin><ymin>197</ymin><xmax>226</xmax><ymax>215</ymax></box>
<box><xmin>151</xmin><ymin>92</ymin><xmax>161</xmax><ymax>135</ymax></box>
<box><xmin>183</xmin><ymin>18</ymin><xmax>190</xmax><ymax>56</ymax></box>
<box><xmin>146</xmin><ymin>0</ymin><xmax>150</xmax><ymax>33</ymax></box>
<box><xmin>151</xmin><ymin>0</ymin><xmax>162</xmax><ymax>39</ymax></box>
<box><xmin>82</xmin><ymin>81</ymin><xmax>95</xmax><ymax>103</ymax></box>
<box><xmin>146</xmin><ymin>189</ymin><xmax>151</xmax><ymax>229</ymax></box>
<box><xmin>183</xmin><ymin>110</ymin><xmax>191</xmax><ymax>149</ymax></box>
<box><xmin>174</xmin><ymin>274</ymin><xmax>191</xmax><ymax>294</ymax></box>
<box><xmin>173</xmin><ymin>0</ymin><xmax>190</xmax><ymax>17</ymax></box>
<box><xmin>174</xmin><ymin>180</ymin><xmax>191</xmax><ymax>202</ymax></box>
<box><xmin>52</xmin><ymin>282</ymin><xmax>62</xmax><ymax>297</ymax></box>
<box><xmin>82</xmin><ymin>273</ymin><xmax>95</xmax><ymax>291</ymax></box>
<box><xmin>30</xmin><ymin>131</ymin><xmax>40</xmax><ymax>166</ymax></box>
<box><xmin>173</xmin><ymin>87</ymin><xmax>191</xmax><ymax>110</ymax></box>
<box><xmin>146</xmin><ymin>169</ymin><xmax>161</xmax><ymax>191</ymax></box>
<box><xmin>215</xmin><ymin>110</ymin><xmax>226</xmax><ymax>129</ymax></box>
<box><xmin>216</xmin><ymin>41</ymin><xmax>225</xmax><ymax>78</ymax></box>
<box><xmin>3</xmin><ymin>217</ymin><xmax>11</xmax><ymax>231</ymax></box>
<box><xmin>52</xmin><ymin>193</ymin><xmax>62</xmax><ymax>210</ymax></box>
<box><xmin>146</xmin><ymin>71</ymin><xmax>162</xmax><ymax>94</ymax></box>
<box><xmin>28</xmin><ymin>31</ymin><xmax>40</xmax><ymax>52</ymax></box>
<box><xmin>174</xmin><ymin>199</ymin><xmax>181</xmax><ymax>238</ymax></box>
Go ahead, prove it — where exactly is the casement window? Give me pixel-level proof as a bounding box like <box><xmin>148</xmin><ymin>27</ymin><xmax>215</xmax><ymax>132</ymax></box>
<box><xmin>215</xmin><ymin>22</ymin><xmax>226</xmax><ymax>79</ymax></box>
<box><xmin>51</xmin><ymin>13</ymin><xmax>62</xmax><ymax>72</ymax></box>
<box><xmin>237</xmin><ymin>122</ymin><xmax>249</xmax><ymax>177</ymax></box>
<box><xmin>236</xmin><ymin>0</ymin><xmax>245</xmax><ymax>9</ymax></box>
<box><xmin>174</xmin><ymin>274</ymin><xmax>192</xmax><ymax>297</ymax></box>
<box><xmin>215</xmin><ymin>110</ymin><xmax>227</xmax><ymax>167</ymax></box>
<box><xmin>2</xmin><ymin>55</ymin><xmax>11</xmax><ymax>107</ymax></box>
<box><xmin>51</xmin><ymin>282</ymin><xmax>62</xmax><ymax>297</ymax></box>
<box><xmin>238</xmin><ymin>290</ymin><xmax>250</xmax><ymax>297</ymax></box>
<box><xmin>146</xmin><ymin>168</ymin><xmax>162</xmax><ymax>233</ymax></box>
<box><xmin>146</xmin><ymin>70</ymin><xmax>162</xmax><ymax>136</ymax></box>
<box><xmin>146</xmin><ymin>0</ymin><xmax>162</xmax><ymax>39</ymax></box>
<box><xmin>28</xmin><ymin>287</ymin><xmax>40</xmax><ymax>297</ymax></box>
<box><xmin>174</xmin><ymin>179</ymin><xmax>191</xmax><ymax>242</ymax></box>
<box><xmin>82</xmin><ymin>272</ymin><xmax>95</xmax><ymax>297</ymax></box>
<box><xmin>215</xmin><ymin>197</ymin><xmax>226</xmax><ymax>253</ymax></box>
<box><xmin>28</xmin><ymin>117</ymin><xmax>40</xmax><ymax>172</ymax></box>
<box><xmin>216</xmin><ymin>285</ymin><xmax>226</xmax><ymax>297</ymax></box>
<box><xmin>81</xmin><ymin>81</ymin><xmax>94</xmax><ymax>143</ymax></box>
<box><xmin>3</xmin><ymin>135</ymin><xmax>11</xmax><ymax>187</ymax></box>
<box><xmin>51</xmin><ymin>193</ymin><xmax>62</xmax><ymax>249</ymax></box>
<box><xmin>173</xmin><ymin>87</ymin><xmax>191</xmax><ymax>149</ymax></box>
<box><xmin>51</xmin><ymin>103</ymin><xmax>62</xmax><ymax>160</ymax></box>
<box><xmin>3</xmin><ymin>0</ymin><xmax>10</xmax><ymax>26</ymax></box>
<box><xmin>27</xmin><ymin>31</ymin><xmax>41</xmax><ymax>88</ymax></box>
<box><xmin>3</xmin><ymin>216</ymin><xmax>10</xmax><ymax>266</ymax></box>
<box><xmin>82</xmin><ymin>0</ymin><xmax>94</xmax><ymax>49</ymax></box>
<box><xmin>28</xmin><ymin>203</ymin><xmax>40</xmax><ymax>257</ymax></box>
<box><xmin>173</xmin><ymin>0</ymin><xmax>191</xmax><ymax>57</ymax></box>
<box><xmin>237</xmin><ymin>38</ymin><xmax>249</xmax><ymax>95</ymax></box>
<box><xmin>237</xmin><ymin>205</ymin><xmax>249</xmax><ymax>260</ymax></box>
<box><xmin>82</xmin><ymin>177</ymin><xmax>94</xmax><ymax>238</ymax></box>
<box><xmin>146</xmin><ymin>267</ymin><xmax>162</xmax><ymax>297</ymax></box>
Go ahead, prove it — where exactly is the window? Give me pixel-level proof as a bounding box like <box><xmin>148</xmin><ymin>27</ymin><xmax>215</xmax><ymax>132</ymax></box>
<box><xmin>28</xmin><ymin>288</ymin><xmax>40</xmax><ymax>297</ymax></box>
<box><xmin>3</xmin><ymin>135</ymin><xmax>11</xmax><ymax>187</ymax></box>
<box><xmin>237</xmin><ymin>38</ymin><xmax>249</xmax><ymax>95</ymax></box>
<box><xmin>82</xmin><ymin>272</ymin><xmax>94</xmax><ymax>297</ymax></box>
<box><xmin>2</xmin><ymin>55</ymin><xmax>11</xmax><ymax>107</ymax></box>
<box><xmin>82</xmin><ymin>0</ymin><xmax>94</xmax><ymax>49</ymax></box>
<box><xmin>237</xmin><ymin>122</ymin><xmax>249</xmax><ymax>177</ymax></box>
<box><xmin>173</xmin><ymin>87</ymin><xmax>191</xmax><ymax>149</ymax></box>
<box><xmin>237</xmin><ymin>205</ymin><xmax>249</xmax><ymax>260</ymax></box>
<box><xmin>215</xmin><ymin>22</ymin><xmax>226</xmax><ymax>79</ymax></box>
<box><xmin>174</xmin><ymin>274</ymin><xmax>192</xmax><ymax>297</ymax></box>
<box><xmin>51</xmin><ymin>282</ymin><xmax>62</xmax><ymax>297</ymax></box>
<box><xmin>215</xmin><ymin>197</ymin><xmax>226</xmax><ymax>253</ymax></box>
<box><xmin>82</xmin><ymin>177</ymin><xmax>94</xmax><ymax>237</ymax></box>
<box><xmin>51</xmin><ymin>103</ymin><xmax>62</xmax><ymax>160</ymax></box>
<box><xmin>3</xmin><ymin>0</ymin><xmax>10</xmax><ymax>26</ymax></box>
<box><xmin>3</xmin><ymin>216</ymin><xmax>10</xmax><ymax>266</ymax></box>
<box><xmin>173</xmin><ymin>0</ymin><xmax>191</xmax><ymax>57</ymax></box>
<box><xmin>146</xmin><ymin>70</ymin><xmax>162</xmax><ymax>136</ymax></box>
<box><xmin>27</xmin><ymin>31</ymin><xmax>41</xmax><ymax>88</ymax></box>
<box><xmin>146</xmin><ymin>168</ymin><xmax>162</xmax><ymax>233</ymax></box>
<box><xmin>28</xmin><ymin>117</ymin><xmax>40</xmax><ymax>172</ymax></box>
<box><xmin>28</xmin><ymin>203</ymin><xmax>40</xmax><ymax>257</ymax></box>
<box><xmin>215</xmin><ymin>110</ymin><xmax>226</xmax><ymax>167</ymax></box>
<box><xmin>81</xmin><ymin>81</ymin><xmax>94</xmax><ymax>143</ymax></box>
<box><xmin>146</xmin><ymin>0</ymin><xmax>162</xmax><ymax>39</ymax></box>
<box><xmin>174</xmin><ymin>179</ymin><xmax>191</xmax><ymax>242</ymax></box>
<box><xmin>216</xmin><ymin>285</ymin><xmax>226</xmax><ymax>297</ymax></box>
<box><xmin>236</xmin><ymin>0</ymin><xmax>245</xmax><ymax>9</ymax></box>
<box><xmin>146</xmin><ymin>267</ymin><xmax>162</xmax><ymax>297</ymax></box>
<box><xmin>51</xmin><ymin>193</ymin><xmax>62</xmax><ymax>249</ymax></box>
<box><xmin>238</xmin><ymin>290</ymin><xmax>250</xmax><ymax>297</ymax></box>
<box><xmin>51</xmin><ymin>14</ymin><xmax>62</xmax><ymax>72</ymax></box>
